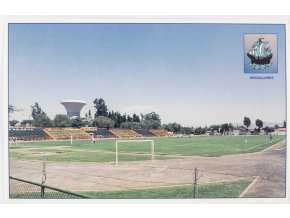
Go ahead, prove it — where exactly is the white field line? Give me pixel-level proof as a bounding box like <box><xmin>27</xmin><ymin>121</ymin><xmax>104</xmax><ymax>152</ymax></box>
<box><xmin>244</xmin><ymin>138</ymin><xmax>282</xmax><ymax>151</ymax></box>
<box><xmin>275</xmin><ymin>147</ymin><xmax>286</xmax><ymax>151</ymax></box>
<box><xmin>219</xmin><ymin>140</ymin><xmax>285</xmax><ymax>158</ymax></box>
<box><xmin>239</xmin><ymin>176</ymin><xmax>259</xmax><ymax>198</ymax></box>
<box><xmin>13</xmin><ymin>145</ymin><xmax>187</xmax><ymax>159</ymax></box>
<box><xmin>262</xmin><ymin>139</ymin><xmax>286</xmax><ymax>152</ymax></box>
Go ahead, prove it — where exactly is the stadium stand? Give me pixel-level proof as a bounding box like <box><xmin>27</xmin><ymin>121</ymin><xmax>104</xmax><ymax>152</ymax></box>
<box><xmin>81</xmin><ymin>127</ymin><xmax>97</xmax><ymax>131</ymax></box>
<box><xmin>44</xmin><ymin>128</ymin><xmax>91</xmax><ymax>140</ymax></box>
<box><xmin>84</xmin><ymin>128</ymin><xmax>118</xmax><ymax>138</ymax></box>
<box><xmin>133</xmin><ymin>129</ymin><xmax>157</xmax><ymax>137</ymax></box>
<box><xmin>9</xmin><ymin>128</ymin><xmax>51</xmax><ymax>141</ymax></box>
<box><xmin>110</xmin><ymin>129</ymin><xmax>142</xmax><ymax>138</ymax></box>
<box><xmin>149</xmin><ymin>129</ymin><xmax>169</xmax><ymax>137</ymax></box>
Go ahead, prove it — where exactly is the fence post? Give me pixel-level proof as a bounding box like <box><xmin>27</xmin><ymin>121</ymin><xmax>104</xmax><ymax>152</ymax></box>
<box><xmin>193</xmin><ymin>167</ymin><xmax>197</xmax><ymax>198</ymax></box>
<box><xmin>41</xmin><ymin>155</ymin><xmax>46</xmax><ymax>198</ymax></box>
<box><xmin>41</xmin><ymin>185</ymin><xmax>45</xmax><ymax>198</ymax></box>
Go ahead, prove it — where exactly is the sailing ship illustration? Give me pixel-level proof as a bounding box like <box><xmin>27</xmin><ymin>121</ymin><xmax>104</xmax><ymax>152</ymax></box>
<box><xmin>247</xmin><ymin>38</ymin><xmax>273</xmax><ymax>70</ymax></box>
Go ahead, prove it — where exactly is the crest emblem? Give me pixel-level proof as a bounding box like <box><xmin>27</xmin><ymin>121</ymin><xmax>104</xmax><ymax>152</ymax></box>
<box><xmin>244</xmin><ymin>34</ymin><xmax>277</xmax><ymax>74</ymax></box>
<box><xmin>247</xmin><ymin>38</ymin><xmax>273</xmax><ymax>70</ymax></box>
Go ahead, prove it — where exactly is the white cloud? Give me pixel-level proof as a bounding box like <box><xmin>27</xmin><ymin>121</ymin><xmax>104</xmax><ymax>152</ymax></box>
<box><xmin>120</xmin><ymin>105</ymin><xmax>159</xmax><ymax>115</ymax></box>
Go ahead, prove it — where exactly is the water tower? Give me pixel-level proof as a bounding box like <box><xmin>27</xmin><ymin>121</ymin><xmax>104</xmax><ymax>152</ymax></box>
<box><xmin>60</xmin><ymin>100</ymin><xmax>86</xmax><ymax>118</ymax></box>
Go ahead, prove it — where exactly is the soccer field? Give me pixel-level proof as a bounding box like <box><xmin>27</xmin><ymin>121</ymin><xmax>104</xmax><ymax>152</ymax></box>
<box><xmin>9</xmin><ymin>135</ymin><xmax>285</xmax><ymax>163</ymax></box>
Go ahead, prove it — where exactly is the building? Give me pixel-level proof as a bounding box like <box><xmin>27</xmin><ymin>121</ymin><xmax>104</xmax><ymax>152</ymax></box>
<box><xmin>276</xmin><ymin>127</ymin><xmax>286</xmax><ymax>136</ymax></box>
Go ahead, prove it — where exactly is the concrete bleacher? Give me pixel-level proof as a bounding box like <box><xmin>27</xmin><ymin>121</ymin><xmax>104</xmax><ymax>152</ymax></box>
<box><xmin>44</xmin><ymin>128</ymin><xmax>91</xmax><ymax>140</ymax></box>
<box><xmin>8</xmin><ymin>127</ymin><xmax>170</xmax><ymax>142</ymax></box>
<box><xmin>9</xmin><ymin>128</ymin><xmax>51</xmax><ymax>141</ymax></box>
<box><xmin>81</xmin><ymin>127</ymin><xmax>97</xmax><ymax>131</ymax></box>
<box><xmin>133</xmin><ymin>129</ymin><xmax>157</xmax><ymax>137</ymax></box>
<box><xmin>149</xmin><ymin>129</ymin><xmax>169</xmax><ymax>137</ymax></box>
<box><xmin>84</xmin><ymin>128</ymin><xmax>118</xmax><ymax>138</ymax></box>
<box><xmin>110</xmin><ymin>129</ymin><xmax>142</xmax><ymax>138</ymax></box>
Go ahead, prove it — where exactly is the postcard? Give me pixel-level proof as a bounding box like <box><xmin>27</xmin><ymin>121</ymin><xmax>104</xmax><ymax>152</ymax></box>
<box><xmin>1</xmin><ymin>17</ymin><xmax>288</xmax><ymax>203</ymax></box>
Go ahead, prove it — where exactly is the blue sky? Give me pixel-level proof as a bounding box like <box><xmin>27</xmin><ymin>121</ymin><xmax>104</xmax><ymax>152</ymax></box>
<box><xmin>9</xmin><ymin>23</ymin><xmax>286</xmax><ymax>126</ymax></box>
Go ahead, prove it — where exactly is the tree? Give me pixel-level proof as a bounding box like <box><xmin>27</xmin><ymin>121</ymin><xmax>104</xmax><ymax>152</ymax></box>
<box><xmin>81</xmin><ymin>118</ymin><xmax>91</xmax><ymax>127</ymax></box>
<box><xmin>255</xmin><ymin>119</ymin><xmax>263</xmax><ymax>131</ymax></box>
<box><xmin>84</xmin><ymin>109</ymin><xmax>93</xmax><ymax>126</ymax></box>
<box><xmin>283</xmin><ymin>120</ymin><xmax>286</xmax><ymax>128</ymax></box>
<box><xmin>20</xmin><ymin>119</ymin><xmax>33</xmax><ymax>126</ymax></box>
<box><xmin>243</xmin><ymin>116</ymin><xmax>251</xmax><ymax>130</ymax></box>
<box><xmin>180</xmin><ymin>127</ymin><xmax>193</xmax><ymax>135</ymax></box>
<box><xmin>274</xmin><ymin>124</ymin><xmax>279</xmax><ymax>129</ymax></box>
<box><xmin>263</xmin><ymin>126</ymin><xmax>275</xmax><ymax>134</ymax></box>
<box><xmin>163</xmin><ymin>123</ymin><xmax>174</xmax><ymax>132</ymax></box>
<box><xmin>142</xmin><ymin>112</ymin><xmax>161</xmax><ymax>129</ymax></box>
<box><xmin>31</xmin><ymin>102</ymin><xmax>46</xmax><ymax>119</ymax></box>
<box><xmin>121</xmin><ymin>114</ymin><xmax>127</xmax><ymax>123</ymax></box>
<box><xmin>71</xmin><ymin>117</ymin><xmax>85</xmax><ymax>128</ymax></box>
<box><xmin>33</xmin><ymin>114</ymin><xmax>52</xmax><ymax>127</ymax></box>
<box><xmin>127</xmin><ymin>115</ymin><xmax>133</xmax><ymax>122</ymax></box>
<box><xmin>9</xmin><ymin>105</ymin><xmax>22</xmax><ymax>114</ymax></box>
<box><xmin>228</xmin><ymin>123</ymin><xmax>234</xmax><ymax>132</ymax></box>
<box><xmin>220</xmin><ymin>123</ymin><xmax>229</xmax><ymax>135</ymax></box>
<box><xmin>194</xmin><ymin>127</ymin><xmax>206</xmax><ymax>135</ymax></box>
<box><xmin>142</xmin><ymin>120</ymin><xmax>161</xmax><ymax>129</ymax></box>
<box><xmin>93</xmin><ymin>98</ymin><xmax>108</xmax><ymax>117</ymax></box>
<box><xmin>163</xmin><ymin>123</ymin><xmax>181</xmax><ymax>133</ymax></box>
<box><xmin>143</xmin><ymin>112</ymin><xmax>161</xmax><ymax>122</ymax></box>
<box><xmin>111</xmin><ymin>111</ymin><xmax>123</xmax><ymax>128</ymax></box>
<box><xmin>132</xmin><ymin>113</ymin><xmax>140</xmax><ymax>122</ymax></box>
<box><xmin>107</xmin><ymin>111</ymin><xmax>124</xmax><ymax>128</ymax></box>
<box><xmin>9</xmin><ymin>120</ymin><xmax>19</xmax><ymax>127</ymax></box>
<box><xmin>172</xmin><ymin>123</ymin><xmax>182</xmax><ymax>133</ymax></box>
<box><xmin>8</xmin><ymin>105</ymin><xmax>15</xmax><ymax>114</ymax></box>
<box><xmin>92</xmin><ymin>116</ymin><xmax>114</xmax><ymax>128</ymax></box>
<box><xmin>120</xmin><ymin>122</ymin><xmax>133</xmax><ymax>129</ymax></box>
<box><xmin>53</xmin><ymin>114</ymin><xmax>71</xmax><ymax>127</ymax></box>
<box><xmin>209</xmin><ymin>125</ymin><xmax>221</xmax><ymax>133</ymax></box>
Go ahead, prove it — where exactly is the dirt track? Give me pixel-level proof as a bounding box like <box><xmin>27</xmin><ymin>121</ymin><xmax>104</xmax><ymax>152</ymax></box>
<box><xmin>9</xmin><ymin>140</ymin><xmax>286</xmax><ymax>198</ymax></box>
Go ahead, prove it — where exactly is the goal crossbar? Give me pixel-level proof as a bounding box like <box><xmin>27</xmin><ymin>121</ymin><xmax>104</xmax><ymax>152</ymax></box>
<box><xmin>115</xmin><ymin>140</ymin><xmax>155</xmax><ymax>166</ymax></box>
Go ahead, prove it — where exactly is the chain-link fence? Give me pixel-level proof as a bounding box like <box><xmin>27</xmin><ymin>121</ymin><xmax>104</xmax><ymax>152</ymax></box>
<box><xmin>9</xmin><ymin>176</ymin><xmax>92</xmax><ymax>199</ymax></box>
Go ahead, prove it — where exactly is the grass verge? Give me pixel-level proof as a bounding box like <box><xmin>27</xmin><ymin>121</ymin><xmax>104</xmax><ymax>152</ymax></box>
<box><xmin>82</xmin><ymin>178</ymin><xmax>254</xmax><ymax>199</ymax></box>
<box><xmin>10</xmin><ymin>178</ymin><xmax>253</xmax><ymax>199</ymax></box>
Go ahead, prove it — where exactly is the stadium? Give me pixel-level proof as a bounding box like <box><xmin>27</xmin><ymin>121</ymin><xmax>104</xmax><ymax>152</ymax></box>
<box><xmin>8</xmin><ymin>98</ymin><xmax>286</xmax><ymax>199</ymax></box>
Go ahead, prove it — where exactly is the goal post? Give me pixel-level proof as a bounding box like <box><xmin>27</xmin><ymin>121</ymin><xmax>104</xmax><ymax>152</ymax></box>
<box><xmin>115</xmin><ymin>139</ymin><xmax>155</xmax><ymax>166</ymax></box>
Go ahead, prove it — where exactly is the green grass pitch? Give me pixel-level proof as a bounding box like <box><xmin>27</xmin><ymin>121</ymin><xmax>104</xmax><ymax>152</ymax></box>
<box><xmin>9</xmin><ymin>135</ymin><xmax>285</xmax><ymax>163</ymax></box>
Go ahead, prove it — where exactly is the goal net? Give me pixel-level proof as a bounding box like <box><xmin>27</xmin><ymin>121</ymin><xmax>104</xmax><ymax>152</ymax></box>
<box><xmin>115</xmin><ymin>139</ymin><xmax>155</xmax><ymax>166</ymax></box>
